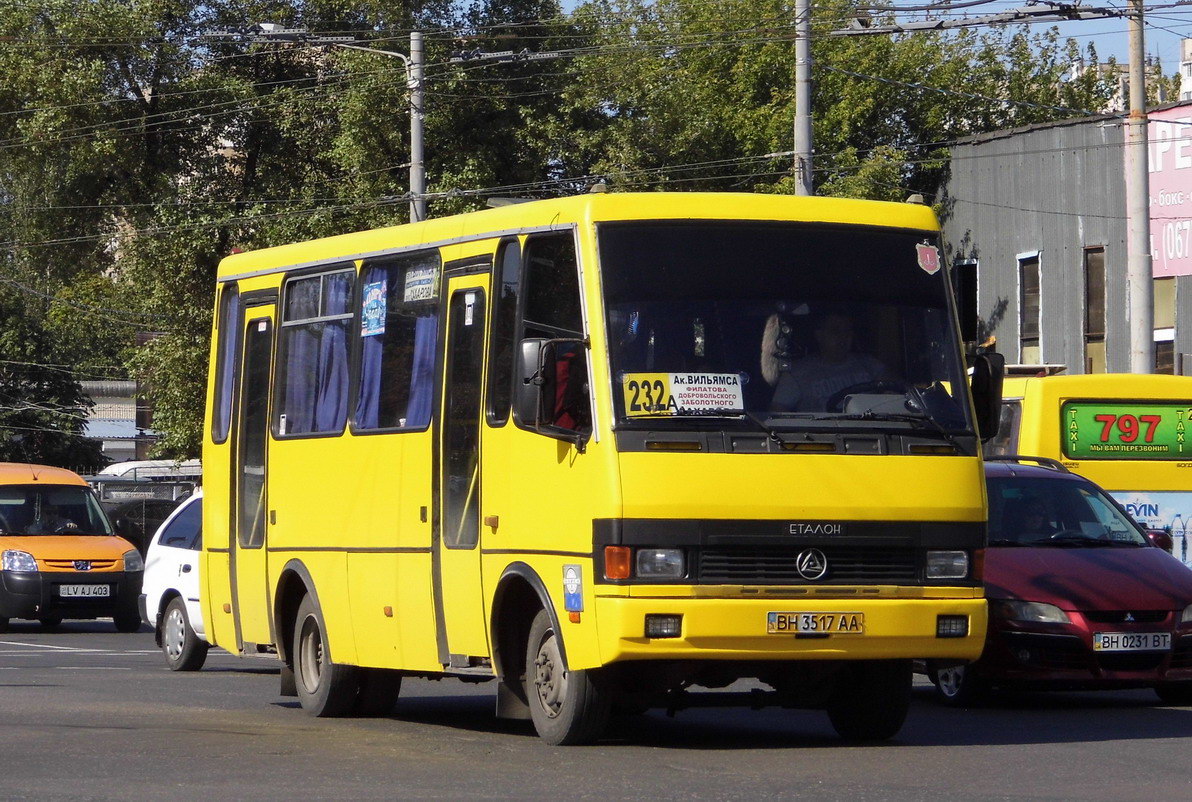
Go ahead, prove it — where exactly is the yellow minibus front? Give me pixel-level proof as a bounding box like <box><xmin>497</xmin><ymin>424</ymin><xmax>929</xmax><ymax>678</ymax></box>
<box><xmin>200</xmin><ymin>192</ymin><xmax>999</xmax><ymax>745</ymax></box>
<box><xmin>991</xmin><ymin>372</ymin><xmax>1192</xmax><ymax>567</ymax></box>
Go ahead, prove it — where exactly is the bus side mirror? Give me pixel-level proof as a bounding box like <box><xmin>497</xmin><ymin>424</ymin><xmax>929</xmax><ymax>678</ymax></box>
<box><xmin>970</xmin><ymin>352</ymin><xmax>1005</xmax><ymax>442</ymax></box>
<box><xmin>514</xmin><ymin>338</ymin><xmax>549</xmax><ymax>428</ymax></box>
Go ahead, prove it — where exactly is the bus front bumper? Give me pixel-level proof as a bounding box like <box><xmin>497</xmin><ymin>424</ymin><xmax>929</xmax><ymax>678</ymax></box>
<box><xmin>593</xmin><ymin>595</ymin><xmax>988</xmax><ymax>664</ymax></box>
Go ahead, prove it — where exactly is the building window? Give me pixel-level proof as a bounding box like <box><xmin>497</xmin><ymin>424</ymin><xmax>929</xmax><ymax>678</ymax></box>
<box><xmin>951</xmin><ymin>260</ymin><xmax>978</xmax><ymax>342</ymax></box>
<box><xmin>1155</xmin><ymin>277</ymin><xmax>1177</xmax><ymax>374</ymax></box>
<box><xmin>1084</xmin><ymin>248</ymin><xmax>1106</xmax><ymax>373</ymax></box>
<box><xmin>1019</xmin><ymin>253</ymin><xmax>1041</xmax><ymax>363</ymax></box>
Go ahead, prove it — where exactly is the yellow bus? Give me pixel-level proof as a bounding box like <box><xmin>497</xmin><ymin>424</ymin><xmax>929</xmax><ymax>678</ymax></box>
<box><xmin>989</xmin><ymin>372</ymin><xmax>1192</xmax><ymax>567</ymax></box>
<box><xmin>201</xmin><ymin>192</ymin><xmax>1002</xmax><ymax>744</ymax></box>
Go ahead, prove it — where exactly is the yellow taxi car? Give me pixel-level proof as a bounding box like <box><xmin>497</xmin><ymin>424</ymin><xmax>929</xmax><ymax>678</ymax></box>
<box><xmin>0</xmin><ymin>463</ymin><xmax>144</xmax><ymax>632</ymax></box>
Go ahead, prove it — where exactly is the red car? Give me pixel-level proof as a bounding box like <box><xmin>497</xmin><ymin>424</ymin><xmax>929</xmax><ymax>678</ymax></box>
<box><xmin>928</xmin><ymin>456</ymin><xmax>1192</xmax><ymax>705</ymax></box>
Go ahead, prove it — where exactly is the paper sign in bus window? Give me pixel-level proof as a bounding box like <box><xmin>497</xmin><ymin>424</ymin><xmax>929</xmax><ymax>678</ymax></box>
<box><xmin>361</xmin><ymin>280</ymin><xmax>387</xmax><ymax>337</ymax></box>
<box><xmin>404</xmin><ymin>266</ymin><xmax>438</xmax><ymax>302</ymax></box>
<box><xmin>622</xmin><ymin>373</ymin><xmax>745</xmax><ymax>417</ymax></box>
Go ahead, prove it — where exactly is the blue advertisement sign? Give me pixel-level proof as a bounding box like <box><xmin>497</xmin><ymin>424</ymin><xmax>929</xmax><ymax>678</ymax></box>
<box><xmin>361</xmin><ymin>280</ymin><xmax>387</xmax><ymax>337</ymax></box>
<box><xmin>1111</xmin><ymin>490</ymin><xmax>1192</xmax><ymax>567</ymax></box>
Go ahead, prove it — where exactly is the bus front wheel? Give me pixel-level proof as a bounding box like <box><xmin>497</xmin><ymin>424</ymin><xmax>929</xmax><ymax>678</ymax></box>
<box><xmin>293</xmin><ymin>594</ymin><xmax>359</xmax><ymax>717</ymax></box>
<box><xmin>524</xmin><ymin>609</ymin><xmax>611</xmax><ymax>745</ymax></box>
<box><xmin>825</xmin><ymin>660</ymin><xmax>911</xmax><ymax>742</ymax></box>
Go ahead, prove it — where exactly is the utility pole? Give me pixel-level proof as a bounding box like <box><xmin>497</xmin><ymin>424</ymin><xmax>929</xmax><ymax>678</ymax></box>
<box><xmin>793</xmin><ymin>0</ymin><xmax>813</xmax><ymax>196</ymax></box>
<box><xmin>1125</xmin><ymin>0</ymin><xmax>1154</xmax><ymax>373</ymax></box>
<box><xmin>228</xmin><ymin>25</ymin><xmax>427</xmax><ymax>222</ymax></box>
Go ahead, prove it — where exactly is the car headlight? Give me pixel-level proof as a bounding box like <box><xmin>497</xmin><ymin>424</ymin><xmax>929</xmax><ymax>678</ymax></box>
<box><xmin>123</xmin><ymin>549</ymin><xmax>144</xmax><ymax>572</ymax></box>
<box><xmin>635</xmin><ymin>548</ymin><xmax>685</xmax><ymax>579</ymax></box>
<box><xmin>1</xmin><ymin>549</ymin><xmax>37</xmax><ymax>572</ymax></box>
<box><xmin>1181</xmin><ymin>604</ymin><xmax>1192</xmax><ymax>625</ymax></box>
<box><xmin>926</xmin><ymin>550</ymin><xmax>969</xmax><ymax>579</ymax></box>
<box><xmin>992</xmin><ymin>599</ymin><xmax>1071</xmax><ymax>624</ymax></box>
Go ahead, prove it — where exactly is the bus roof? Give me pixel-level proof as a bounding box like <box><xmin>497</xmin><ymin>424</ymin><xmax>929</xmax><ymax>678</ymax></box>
<box><xmin>0</xmin><ymin>463</ymin><xmax>88</xmax><ymax>487</ymax></box>
<box><xmin>215</xmin><ymin>192</ymin><xmax>939</xmax><ymax>283</ymax></box>
<box><xmin>1003</xmin><ymin>372</ymin><xmax>1192</xmax><ymax>400</ymax></box>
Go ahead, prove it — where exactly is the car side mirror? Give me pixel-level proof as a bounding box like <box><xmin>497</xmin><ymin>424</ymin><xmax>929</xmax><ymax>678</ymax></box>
<box><xmin>514</xmin><ymin>337</ymin><xmax>591</xmax><ymax>451</ymax></box>
<box><xmin>1147</xmin><ymin>528</ymin><xmax>1174</xmax><ymax>553</ymax></box>
<box><xmin>969</xmin><ymin>352</ymin><xmax>1005</xmax><ymax>442</ymax></box>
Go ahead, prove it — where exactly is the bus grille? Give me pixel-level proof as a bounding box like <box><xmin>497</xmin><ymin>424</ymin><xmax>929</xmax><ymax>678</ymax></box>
<box><xmin>697</xmin><ymin>546</ymin><xmax>917</xmax><ymax>584</ymax></box>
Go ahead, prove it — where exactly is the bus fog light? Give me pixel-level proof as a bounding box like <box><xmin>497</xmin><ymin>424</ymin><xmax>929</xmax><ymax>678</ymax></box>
<box><xmin>926</xmin><ymin>550</ymin><xmax>969</xmax><ymax>579</ymax></box>
<box><xmin>635</xmin><ymin>548</ymin><xmax>685</xmax><ymax>579</ymax></box>
<box><xmin>644</xmin><ymin>614</ymin><xmax>682</xmax><ymax>639</ymax></box>
<box><xmin>936</xmin><ymin>615</ymin><xmax>969</xmax><ymax>638</ymax></box>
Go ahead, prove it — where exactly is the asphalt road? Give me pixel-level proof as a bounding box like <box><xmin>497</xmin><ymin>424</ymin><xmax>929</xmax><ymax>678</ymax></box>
<box><xmin>1</xmin><ymin>621</ymin><xmax>1191</xmax><ymax>801</ymax></box>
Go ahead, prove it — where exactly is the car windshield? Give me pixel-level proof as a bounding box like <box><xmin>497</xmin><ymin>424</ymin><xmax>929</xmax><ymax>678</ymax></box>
<box><xmin>0</xmin><ymin>484</ymin><xmax>115</xmax><ymax>537</ymax></box>
<box><xmin>986</xmin><ymin>476</ymin><xmax>1149</xmax><ymax>547</ymax></box>
<box><xmin>598</xmin><ymin>221</ymin><xmax>974</xmax><ymax>433</ymax></box>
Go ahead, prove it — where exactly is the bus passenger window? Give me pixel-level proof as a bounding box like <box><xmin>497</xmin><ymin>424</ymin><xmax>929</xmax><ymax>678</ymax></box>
<box><xmin>354</xmin><ymin>251</ymin><xmax>441</xmax><ymax>431</ymax></box>
<box><xmin>486</xmin><ymin>239</ymin><xmax>520</xmax><ymax>425</ymax></box>
<box><xmin>275</xmin><ymin>268</ymin><xmax>355</xmax><ymax>436</ymax></box>
<box><xmin>522</xmin><ymin>234</ymin><xmax>590</xmax><ymax>434</ymax></box>
<box><xmin>212</xmin><ymin>284</ymin><xmax>240</xmax><ymax>443</ymax></box>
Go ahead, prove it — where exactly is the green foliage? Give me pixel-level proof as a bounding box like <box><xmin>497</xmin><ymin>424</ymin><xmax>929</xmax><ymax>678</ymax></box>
<box><xmin>0</xmin><ymin>0</ymin><xmax>1161</xmax><ymax>458</ymax></box>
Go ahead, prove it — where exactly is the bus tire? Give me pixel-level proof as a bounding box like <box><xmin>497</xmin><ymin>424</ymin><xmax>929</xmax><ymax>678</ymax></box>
<box><xmin>826</xmin><ymin>660</ymin><xmax>911</xmax><ymax>742</ymax></box>
<box><xmin>0</xmin><ymin>617</ymin><xmax>8</xmax><ymax>633</ymax></box>
<box><xmin>353</xmin><ymin>668</ymin><xmax>402</xmax><ymax>716</ymax></box>
<box><xmin>293</xmin><ymin>594</ymin><xmax>359</xmax><ymax>717</ymax></box>
<box><xmin>524</xmin><ymin>608</ymin><xmax>610</xmax><ymax>745</ymax></box>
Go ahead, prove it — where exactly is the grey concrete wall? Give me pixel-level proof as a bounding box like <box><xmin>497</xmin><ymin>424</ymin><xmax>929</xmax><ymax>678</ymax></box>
<box><xmin>940</xmin><ymin>118</ymin><xmax>1130</xmax><ymax>371</ymax></box>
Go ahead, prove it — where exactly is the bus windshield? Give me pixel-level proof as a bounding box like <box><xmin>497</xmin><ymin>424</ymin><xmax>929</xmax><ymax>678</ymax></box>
<box><xmin>598</xmin><ymin>221</ymin><xmax>973</xmax><ymax>432</ymax></box>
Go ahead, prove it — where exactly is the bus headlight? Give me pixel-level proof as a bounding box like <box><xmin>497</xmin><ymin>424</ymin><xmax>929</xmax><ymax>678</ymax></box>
<box><xmin>992</xmin><ymin>599</ymin><xmax>1071</xmax><ymax>624</ymax></box>
<box><xmin>123</xmin><ymin>549</ymin><xmax>145</xmax><ymax>572</ymax></box>
<box><xmin>1</xmin><ymin>549</ymin><xmax>37</xmax><ymax>572</ymax></box>
<box><xmin>926</xmin><ymin>550</ymin><xmax>969</xmax><ymax>579</ymax></box>
<box><xmin>635</xmin><ymin>549</ymin><xmax>685</xmax><ymax>579</ymax></box>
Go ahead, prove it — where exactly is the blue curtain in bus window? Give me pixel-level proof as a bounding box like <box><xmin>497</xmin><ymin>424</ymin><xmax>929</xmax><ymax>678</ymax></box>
<box><xmin>355</xmin><ymin>267</ymin><xmax>385</xmax><ymax>430</ymax></box>
<box><xmin>407</xmin><ymin>315</ymin><xmax>437</xmax><ymax>428</ymax></box>
<box><xmin>283</xmin><ymin>327</ymin><xmax>319</xmax><ymax>434</ymax></box>
<box><xmin>312</xmin><ymin>274</ymin><xmax>351</xmax><ymax>432</ymax></box>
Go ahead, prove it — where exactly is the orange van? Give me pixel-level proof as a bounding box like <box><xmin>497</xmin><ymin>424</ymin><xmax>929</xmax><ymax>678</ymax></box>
<box><xmin>0</xmin><ymin>463</ymin><xmax>144</xmax><ymax>632</ymax></box>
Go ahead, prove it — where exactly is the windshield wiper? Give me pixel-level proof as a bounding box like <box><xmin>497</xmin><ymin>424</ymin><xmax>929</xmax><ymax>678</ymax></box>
<box><xmin>738</xmin><ymin>409</ymin><xmax>788</xmax><ymax>448</ymax></box>
<box><xmin>987</xmin><ymin>538</ymin><xmax>1023</xmax><ymax>547</ymax></box>
<box><xmin>807</xmin><ymin>411</ymin><xmax>969</xmax><ymax>453</ymax></box>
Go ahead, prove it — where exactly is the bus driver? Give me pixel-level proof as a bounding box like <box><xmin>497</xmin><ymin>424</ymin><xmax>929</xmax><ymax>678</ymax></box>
<box><xmin>768</xmin><ymin>312</ymin><xmax>888</xmax><ymax>413</ymax></box>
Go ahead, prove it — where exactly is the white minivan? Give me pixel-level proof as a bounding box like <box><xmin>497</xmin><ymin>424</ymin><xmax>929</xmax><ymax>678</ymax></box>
<box><xmin>139</xmin><ymin>491</ymin><xmax>208</xmax><ymax>670</ymax></box>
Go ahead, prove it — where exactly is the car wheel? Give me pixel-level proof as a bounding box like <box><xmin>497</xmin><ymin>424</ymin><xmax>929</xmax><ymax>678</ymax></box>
<box><xmin>1155</xmin><ymin>681</ymin><xmax>1192</xmax><ymax>706</ymax></box>
<box><xmin>39</xmin><ymin>615</ymin><xmax>63</xmax><ymax>630</ymax></box>
<box><xmin>826</xmin><ymin>660</ymin><xmax>912</xmax><ymax>741</ymax></box>
<box><xmin>161</xmin><ymin>597</ymin><xmax>208</xmax><ymax>671</ymax></box>
<box><xmin>929</xmin><ymin>662</ymin><xmax>986</xmax><ymax>706</ymax></box>
<box><xmin>113</xmin><ymin>608</ymin><xmax>142</xmax><ymax>633</ymax></box>
<box><xmin>524</xmin><ymin>608</ymin><xmax>611</xmax><ymax>745</ymax></box>
<box><xmin>293</xmin><ymin>594</ymin><xmax>359</xmax><ymax>717</ymax></box>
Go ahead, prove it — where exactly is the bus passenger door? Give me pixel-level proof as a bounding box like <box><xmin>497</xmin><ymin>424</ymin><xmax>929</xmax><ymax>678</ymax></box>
<box><xmin>231</xmin><ymin>303</ymin><xmax>276</xmax><ymax>651</ymax></box>
<box><xmin>435</xmin><ymin>275</ymin><xmax>491</xmax><ymax>661</ymax></box>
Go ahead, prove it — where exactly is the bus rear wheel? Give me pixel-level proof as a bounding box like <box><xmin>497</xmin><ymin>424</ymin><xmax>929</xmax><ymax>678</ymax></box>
<box><xmin>524</xmin><ymin>609</ymin><xmax>610</xmax><ymax>745</ymax></box>
<box><xmin>825</xmin><ymin>660</ymin><xmax>911</xmax><ymax>742</ymax></box>
<box><xmin>293</xmin><ymin>594</ymin><xmax>359</xmax><ymax>717</ymax></box>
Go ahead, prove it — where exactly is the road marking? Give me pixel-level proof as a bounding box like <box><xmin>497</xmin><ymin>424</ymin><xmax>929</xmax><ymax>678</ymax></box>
<box><xmin>0</xmin><ymin>640</ymin><xmax>104</xmax><ymax>653</ymax></box>
<box><xmin>55</xmin><ymin>666</ymin><xmax>132</xmax><ymax>670</ymax></box>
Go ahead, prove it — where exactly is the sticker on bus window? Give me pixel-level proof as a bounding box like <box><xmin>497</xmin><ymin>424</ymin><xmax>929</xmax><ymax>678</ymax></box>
<box><xmin>622</xmin><ymin>373</ymin><xmax>745</xmax><ymax>417</ymax></box>
<box><xmin>404</xmin><ymin>265</ymin><xmax>438</xmax><ymax>302</ymax></box>
<box><xmin>361</xmin><ymin>280</ymin><xmax>387</xmax><ymax>337</ymax></box>
<box><xmin>916</xmin><ymin>243</ymin><xmax>941</xmax><ymax>275</ymax></box>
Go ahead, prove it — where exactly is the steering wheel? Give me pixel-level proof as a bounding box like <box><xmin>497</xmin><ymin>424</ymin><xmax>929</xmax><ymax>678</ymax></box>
<box><xmin>826</xmin><ymin>380</ymin><xmax>909</xmax><ymax>413</ymax></box>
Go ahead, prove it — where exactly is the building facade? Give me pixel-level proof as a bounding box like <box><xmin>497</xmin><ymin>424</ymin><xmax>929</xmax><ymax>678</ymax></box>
<box><xmin>940</xmin><ymin>103</ymin><xmax>1191</xmax><ymax>373</ymax></box>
